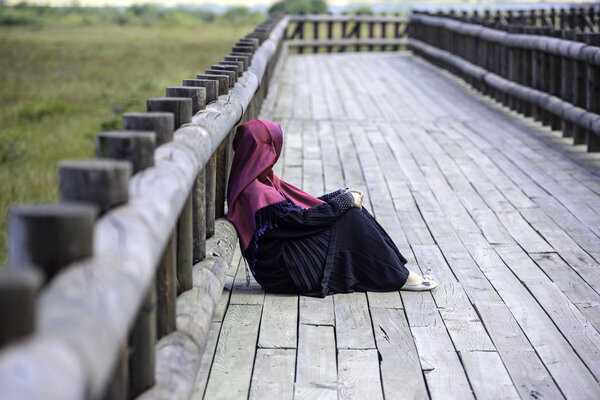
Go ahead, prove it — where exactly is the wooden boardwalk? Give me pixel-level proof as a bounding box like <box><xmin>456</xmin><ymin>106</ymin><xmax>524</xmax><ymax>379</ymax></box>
<box><xmin>193</xmin><ymin>52</ymin><xmax>600</xmax><ymax>399</ymax></box>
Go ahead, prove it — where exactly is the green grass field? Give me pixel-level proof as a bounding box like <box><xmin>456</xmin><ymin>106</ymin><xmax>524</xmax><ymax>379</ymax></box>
<box><xmin>0</xmin><ymin>20</ymin><xmax>262</xmax><ymax>263</ymax></box>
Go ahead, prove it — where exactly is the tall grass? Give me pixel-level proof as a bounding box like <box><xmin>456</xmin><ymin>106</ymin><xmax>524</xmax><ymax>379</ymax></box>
<box><xmin>0</xmin><ymin>11</ymin><xmax>265</xmax><ymax>262</ymax></box>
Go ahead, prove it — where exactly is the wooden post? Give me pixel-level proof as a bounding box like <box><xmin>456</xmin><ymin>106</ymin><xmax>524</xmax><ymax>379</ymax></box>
<box><xmin>193</xmin><ymin>168</ymin><xmax>207</xmax><ymax>262</ymax></box>
<box><xmin>224</xmin><ymin>55</ymin><xmax>249</xmax><ymax>71</ymax></box>
<box><xmin>58</xmin><ymin>159</ymin><xmax>131</xmax><ymax>215</ymax></box>
<box><xmin>586</xmin><ymin>33</ymin><xmax>600</xmax><ymax>151</ymax></box>
<box><xmin>146</xmin><ymin>98</ymin><xmax>192</xmax><ymax>130</ymax></box>
<box><xmin>101</xmin><ymin>342</ymin><xmax>129</xmax><ymax>400</ymax></box>
<box><xmin>176</xmin><ymin>192</ymin><xmax>193</xmax><ymax>294</ymax></box>
<box><xmin>210</xmin><ymin>65</ymin><xmax>239</xmax><ymax>82</ymax></box>
<box><xmin>340</xmin><ymin>13</ymin><xmax>348</xmax><ymax>53</ymax></box>
<box><xmin>561</xmin><ymin>29</ymin><xmax>575</xmax><ymax>138</ymax></box>
<box><xmin>380</xmin><ymin>17</ymin><xmax>387</xmax><ymax>51</ymax></box>
<box><xmin>573</xmin><ymin>30</ymin><xmax>588</xmax><ymax>144</ymax></box>
<box><xmin>393</xmin><ymin>14</ymin><xmax>401</xmax><ymax>51</ymax></box>
<box><xmin>312</xmin><ymin>17</ymin><xmax>319</xmax><ymax>54</ymax></box>
<box><xmin>8</xmin><ymin>203</ymin><xmax>97</xmax><ymax>281</ymax></box>
<box><xmin>532</xmin><ymin>28</ymin><xmax>543</xmax><ymax>121</ymax></box>
<box><xmin>205</xmin><ymin>69</ymin><xmax>235</xmax><ymax>89</ymax></box>
<box><xmin>195</xmin><ymin>74</ymin><xmax>229</xmax><ymax>97</ymax></box>
<box><xmin>215</xmin><ymin>140</ymin><xmax>228</xmax><ymax>219</ymax></box>
<box><xmin>541</xmin><ymin>27</ymin><xmax>553</xmax><ymax>126</ymax></box>
<box><xmin>327</xmin><ymin>16</ymin><xmax>333</xmax><ymax>53</ymax></box>
<box><xmin>354</xmin><ymin>19</ymin><xmax>361</xmax><ymax>52</ymax></box>
<box><xmin>205</xmin><ymin>154</ymin><xmax>217</xmax><ymax>238</ymax></box>
<box><xmin>165</xmin><ymin>86</ymin><xmax>206</xmax><ymax>115</ymax></box>
<box><xmin>95</xmin><ymin>131</ymin><xmax>155</xmax><ymax>174</ymax></box>
<box><xmin>128</xmin><ymin>287</ymin><xmax>156</xmax><ymax>397</ymax></box>
<box><xmin>122</xmin><ymin>112</ymin><xmax>174</xmax><ymax>146</ymax></box>
<box><xmin>182</xmin><ymin>79</ymin><xmax>218</xmax><ymax>104</ymax></box>
<box><xmin>0</xmin><ymin>268</ymin><xmax>42</xmax><ymax>347</ymax></box>
<box><xmin>368</xmin><ymin>19</ymin><xmax>375</xmax><ymax>51</ymax></box>
<box><xmin>197</xmin><ymin>73</ymin><xmax>229</xmax><ymax>95</ymax></box>
<box><xmin>156</xmin><ymin>232</ymin><xmax>176</xmax><ymax>339</ymax></box>
<box><xmin>549</xmin><ymin>29</ymin><xmax>563</xmax><ymax>130</ymax></box>
<box><xmin>219</xmin><ymin>60</ymin><xmax>244</xmax><ymax>77</ymax></box>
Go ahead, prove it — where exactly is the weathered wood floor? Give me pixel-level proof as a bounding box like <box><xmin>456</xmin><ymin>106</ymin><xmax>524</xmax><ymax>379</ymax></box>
<box><xmin>193</xmin><ymin>52</ymin><xmax>600</xmax><ymax>399</ymax></box>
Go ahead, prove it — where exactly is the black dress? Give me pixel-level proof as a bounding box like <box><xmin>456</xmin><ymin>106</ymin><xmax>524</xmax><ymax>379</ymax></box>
<box><xmin>245</xmin><ymin>189</ymin><xmax>409</xmax><ymax>298</ymax></box>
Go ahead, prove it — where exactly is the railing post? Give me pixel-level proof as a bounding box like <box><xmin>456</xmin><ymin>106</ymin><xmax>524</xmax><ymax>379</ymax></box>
<box><xmin>586</xmin><ymin>33</ymin><xmax>600</xmax><ymax>151</ymax></box>
<box><xmin>573</xmin><ymin>30</ymin><xmax>588</xmax><ymax>144</ymax></box>
<box><xmin>312</xmin><ymin>15</ymin><xmax>319</xmax><ymax>54</ymax></box>
<box><xmin>561</xmin><ymin>29</ymin><xmax>575</xmax><ymax>138</ymax></box>
<box><xmin>327</xmin><ymin>14</ymin><xmax>334</xmax><ymax>53</ymax></box>
<box><xmin>0</xmin><ymin>268</ymin><xmax>42</xmax><ymax>348</ymax></box>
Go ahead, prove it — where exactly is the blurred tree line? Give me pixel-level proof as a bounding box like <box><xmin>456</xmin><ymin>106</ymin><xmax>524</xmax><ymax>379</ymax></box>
<box><xmin>0</xmin><ymin>3</ymin><xmax>267</xmax><ymax>27</ymax></box>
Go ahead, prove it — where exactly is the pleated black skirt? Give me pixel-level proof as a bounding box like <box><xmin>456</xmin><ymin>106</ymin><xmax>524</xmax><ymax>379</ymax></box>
<box><xmin>250</xmin><ymin>205</ymin><xmax>409</xmax><ymax>298</ymax></box>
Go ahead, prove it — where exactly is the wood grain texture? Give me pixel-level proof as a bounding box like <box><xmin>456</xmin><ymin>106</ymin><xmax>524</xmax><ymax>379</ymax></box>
<box><xmin>249</xmin><ymin>349</ymin><xmax>296</xmax><ymax>400</ymax></box>
<box><xmin>461</xmin><ymin>351</ymin><xmax>521</xmax><ymax>400</ymax></box>
<box><xmin>295</xmin><ymin>324</ymin><xmax>337</xmax><ymax>400</ymax></box>
<box><xmin>203</xmin><ymin>304</ymin><xmax>262</xmax><ymax>400</ymax></box>
<box><xmin>370</xmin><ymin>307</ymin><xmax>428</xmax><ymax>400</ymax></box>
<box><xmin>258</xmin><ymin>294</ymin><xmax>297</xmax><ymax>349</ymax></box>
<box><xmin>334</xmin><ymin>292</ymin><xmax>375</xmax><ymax>349</ymax></box>
<box><xmin>337</xmin><ymin>349</ymin><xmax>384</xmax><ymax>400</ymax></box>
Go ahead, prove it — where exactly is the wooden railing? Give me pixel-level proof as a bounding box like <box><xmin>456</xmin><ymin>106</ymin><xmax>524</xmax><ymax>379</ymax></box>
<box><xmin>285</xmin><ymin>14</ymin><xmax>408</xmax><ymax>53</ymax></box>
<box><xmin>409</xmin><ymin>6</ymin><xmax>600</xmax><ymax>152</ymax></box>
<box><xmin>0</xmin><ymin>14</ymin><xmax>286</xmax><ymax>399</ymax></box>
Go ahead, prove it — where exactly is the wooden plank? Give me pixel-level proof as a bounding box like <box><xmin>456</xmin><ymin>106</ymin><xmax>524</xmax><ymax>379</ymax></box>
<box><xmin>401</xmin><ymin>291</ymin><xmax>443</xmax><ymax>328</ymax></box>
<box><xmin>295</xmin><ymin>324</ymin><xmax>337</xmax><ymax>400</ymax></box>
<box><xmin>230</xmin><ymin>257</ymin><xmax>264</xmax><ymax>305</ymax></box>
<box><xmin>461</xmin><ymin>351</ymin><xmax>521</xmax><ymax>400</ymax></box>
<box><xmin>203</xmin><ymin>304</ymin><xmax>262</xmax><ymax>400</ymax></box>
<box><xmin>337</xmin><ymin>349</ymin><xmax>384</xmax><ymax>400</ymax></box>
<box><xmin>190</xmin><ymin>322</ymin><xmax>221</xmax><ymax>400</ymax></box>
<box><xmin>249</xmin><ymin>349</ymin><xmax>295</xmax><ymax>400</ymax></box>
<box><xmin>366</xmin><ymin>291</ymin><xmax>402</xmax><ymax>309</ymax></box>
<box><xmin>411</xmin><ymin>326</ymin><xmax>475</xmax><ymax>400</ymax></box>
<box><xmin>258</xmin><ymin>294</ymin><xmax>298</xmax><ymax>349</ymax></box>
<box><xmin>299</xmin><ymin>296</ymin><xmax>334</xmax><ymax>326</ymax></box>
<box><xmin>530</xmin><ymin>252</ymin><xmax>600</xmax><ymax>332</ymax></box>
<box><xmin>334</xmin><ymin>292</ymin><xmax>375</xmax><ymax>349</ymax></box>
<box><xmin>432</xmin><ymin>282</ymin><xmax>495</xmax><ymax>352</ymax></box>
<box><xmin>370</xmin><ymin>307</ymin><xmax>428</xmax><ymax>400</ymax></box>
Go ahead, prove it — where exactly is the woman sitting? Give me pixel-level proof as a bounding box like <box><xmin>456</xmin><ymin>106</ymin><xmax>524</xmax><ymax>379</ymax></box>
<box><xmin>227</xmin><ymin>119</ymin><xmax>437</xmax><ymax>298</ymax></box>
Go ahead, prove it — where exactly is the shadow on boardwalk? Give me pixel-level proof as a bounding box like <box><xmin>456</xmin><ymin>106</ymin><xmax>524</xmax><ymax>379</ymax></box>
<box><xmin>194</xmin><ymin>52</ymin><xmax>600</xmax><ymax>400</ymax></box>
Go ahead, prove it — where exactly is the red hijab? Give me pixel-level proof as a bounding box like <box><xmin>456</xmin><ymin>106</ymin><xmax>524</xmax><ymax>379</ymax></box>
<box><xmin>227</xmin><ymin>119</ymin><xmax>324</xmax><ymax>253</ymax></box>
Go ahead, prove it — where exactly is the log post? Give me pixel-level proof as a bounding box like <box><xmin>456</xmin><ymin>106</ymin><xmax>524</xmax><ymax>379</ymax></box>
<box><xmin>182</xmin><ymin>79</ymin><xmax>218</xmax><ymax>104</ymax></box>
<box><xmin>205</xmin><ymin>69</ymin><xmax>235</xmax><ymax>89</ymax></box>
<box><xmin>193</xmin><ymin>167</ymin><xmax>207</xmax><ymax>262</ymax></box>
<box><xmin>0</xmin><ymin>268</ymin><xmax>43</xmax><ymax>347</ymax></box>
<box><xmin>573</xmin><ymin>30</ymin><xmax>588</xmax><ymax>144</ymax></box>
<box><xmin>176</xmin><ymin>192</ymin><xmax>193</xmax><ymax>294</ymax></box>
<box><xmin>393</xmin><ymin>13</ymin><xmax>401</xmax><ymax>51</ymax></box>
<box><xmin>224</xmin><ymin>55</ymin><xmax>249</xmax><ymax>71</ymax></box>
<box><xmin>549</xmin><ymin>29</ymin><xmax>563</xmax><ymax>130</ymax></box>
<box><xmin>128</xmin><ymin>286</ymin><xmax>156</xmax><ymax>397</ymax></box>
<box><xmin>327</xmin><ymin>15</ymin><xmax>334</xmax><ymax>53</ymax></box>
<box><xmin>205</xmin><ymin>154</ymin><xmax>217</xmax><ymax>238</ymax></box>
<box><xmin>8</xmin><ymin>203</ymin><xmax>97</xmax><ymax>282</ymax></box>
<box><xmin>196</xmin><ymin>74</ymin><xmax>229</xmax><ymax>96</ymax></box>
<box><xmin>95</xmin><ymin>131</ymin><xmax>156</xmax><ymax>173</ymax></box>
<box><xmin>122</xmin><ymin>112</ymin><xmax>174</xmax><ymax>146</ymax></box>
<box><xmin>532</xmin><ymin>28</ymin><xmax>543</xmax><ymax>121</ymax></box>
<box><xmin>561</xmin><ymin>29</ymin><xmax>575</xmax><ymax>138</ymax></box>
<box><xmin>165</xmin><ymin>86</ymin><xmax>206</xmax><ymax>115</ymax></box>
<box><xmin>215</xmin><ymin>140</ymin><xmax>228</xmax><ymax>219</ymax></box>
<box><xmin>58</xmin><ymin>159</ymin><xmax>131</xmax><ymax>215</ymax></box>
<box><xmin>380</xmin><ymin>17</ymin><xmax>387</xmax><ymax>51</ymax></box>
<box><xmin>312</xmin><ymin>17</ymin><xmax>319</xmax><ymax>54</ymax></box>
<box><xmin>156</xmin><ymin>232</ymin><xmax>176</xmax><ymax>339</ymax></box>
<box><xmin>210</xmin><ymin>65</ymin><xmax>239</xmax><ymax>82</ymax></box>
<box><xmin>146</xmin><ymin>98</ymin><xmax>192</xmax><ymax>130</ymax></box>
<box><xmin>368</xmin><ymin>18</ymin><xmax>375</xmax><ymax>51</ymax></box>
<box><xmin>586</xmin><ymin>33</ymin><xmax>600</xmax><ymax>151</ymax></box>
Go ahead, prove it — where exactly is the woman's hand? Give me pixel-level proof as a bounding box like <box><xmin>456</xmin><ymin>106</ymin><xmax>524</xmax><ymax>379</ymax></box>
<box><xmin>348</xmin><ymin>189</ymin><xmax>364</xmax><ymax>210</ymax></box>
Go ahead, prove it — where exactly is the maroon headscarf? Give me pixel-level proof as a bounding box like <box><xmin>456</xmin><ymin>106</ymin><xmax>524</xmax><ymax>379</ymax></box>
<box><xmin>227</xmin><ymin>119</ymin><xmax>324</xmax><ymax>253</ymax></box>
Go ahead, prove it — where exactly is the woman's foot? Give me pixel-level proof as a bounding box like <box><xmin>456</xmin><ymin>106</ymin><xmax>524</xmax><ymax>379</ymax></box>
<box><xmin>402</xmin><ymin>271</ymin><xmax>438</xmax><ymax>291</ymax></box>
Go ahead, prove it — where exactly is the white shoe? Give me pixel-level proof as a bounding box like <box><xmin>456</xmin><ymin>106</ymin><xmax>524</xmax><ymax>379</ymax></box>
<box><xmin>402</xmin><ymin>275</ymin><xmax>438</xmax><ymax>292</ymax></box>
